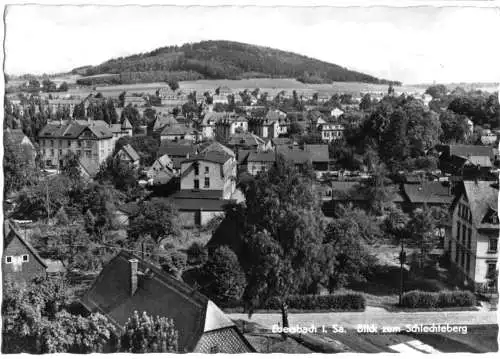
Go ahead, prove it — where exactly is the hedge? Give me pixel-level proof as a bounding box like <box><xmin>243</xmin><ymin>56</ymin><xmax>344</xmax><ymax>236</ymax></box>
<box><xmin>401</xmin><ymin>290</ymin><xmax>476</xmax><ymax>308</ymax></box>
<box><xmin>264</xmin><ymin>292</ymin><xmax>365</xmax><ymax>311</ymax></box>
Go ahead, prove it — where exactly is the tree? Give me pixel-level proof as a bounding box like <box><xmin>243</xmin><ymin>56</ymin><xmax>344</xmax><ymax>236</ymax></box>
<box><xmin>42</xmin><ymin>79</ymin><xmax>57</xmax><ymax>92</ymax></box>
<box><xmin>359</xmin><ymin>94</ymin><xmax>373</xmax><ymax>111</ymax></box>
<box><xmin>319</xmin><ymin>206</ymin><xmax>378</xmax><ymax>293</ymax></box>
<box><xmin>407</xmin><ymin>206</ymin><xmax>442</xmax><ymax>270</ymax></box>
<box><xmin>167</xmin><ymin>79</ymin><xmax>179</xmax><ymax>92</ymax></box>
<box><xmin>2</xmin><ymin>276</ymin><xmax>119</xmax><ymax>354</ymax></box>
<box><xmin>230</xmin><ymin>155</ymin><xmax>325</xmax><ymax>326</ymax></box>
<box><xmin>58</xmin><ymin>82</ymin><xmax>69</xmax><ymax>92</ymax></box>
<box><xmin>200</xmin><ymin>246</ymin><xmax>246</xmax><ymax>307</ymax></box>
<box><xmin>425</xmin><ymin>84</ymin><xmax>447</xmax><ymax>99</ymax></box>
<box><xmin>3</xmin><ymin>135</ymin><xmax>37</xmax><ymax>194</ymax></box>
<box><xmin>118</xmin><ymin>91</ymin><xmax>126</xmax><ymax>107</ymax></box>
<box><xmin>60</xmin><ymin>151</ymin><xmax>82</xmax><ymax>183</ymax></box>
<box><xmin>120</xmin><ymin>311</ymin><xmax>178</xmax><ymax>353</ymax></box>
<box><xmin>128</xmin><ymin>198</ymin><xmax>180</xmax><ymax>244</ymax></box>
<box><xmin>96</xmin><ymin>156</ymin><xmax>138</xmax><ymax>193</ymax></box>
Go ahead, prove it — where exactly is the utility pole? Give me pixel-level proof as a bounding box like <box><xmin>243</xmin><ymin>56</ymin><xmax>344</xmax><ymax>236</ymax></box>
<box><xmin>399</xmin><ymin>238</ymin><xmax>406</xmax><ymax>306</ymax></box>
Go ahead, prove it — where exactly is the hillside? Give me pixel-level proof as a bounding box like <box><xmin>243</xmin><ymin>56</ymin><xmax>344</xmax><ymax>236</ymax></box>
<box><xmin>74</xmin><ymin>40</ymin><xmax>400</xmax><ymax>86</ymax></box>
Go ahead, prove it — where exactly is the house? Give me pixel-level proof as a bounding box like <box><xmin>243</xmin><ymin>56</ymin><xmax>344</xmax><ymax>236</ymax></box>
<box><xmin>79</xmin><ymin>157</ymin><xmax>100</xmax><ymax>179</ymax></box>
<box><xmin>198</xmin><ymin>141</ymin><xmax>236</xmax><ymax>159</ymax></box>
<box><xmin>80</xmin><ymin>251</ymin><xmax>255</xmax><ymax>353</ymax></box>
<box><xmin>109</xmin><ymin>119</ymin><xmax>133</xmax><ymax>140</ymax></box>
<box><xmin>227</xmin><ymin>133</ymin><xmax>270</xmax><ymax>154</ymax></box>
<box><xmin>170</xmin><ymin>190</ymin><xmax>234</xmax><ymax>227</ymax></box>
<box><xmin>157</xmin><ymin>140</ymin><xmax>198</xmax><ymax>174</ymax></box>
<box><xmin>215</xmin><ymin>116</ymin><xmax>248</xmax><ymax>142</ymax></box>
<box><xmin>318</xmin><ymin>122</ymin><xmax>345</xmax><ymax>143</ymax></box>
<box><xmin>331</xmin><ymin>107</ymin><xmax>344</xmax><ymax>119</ymax></box>
<box><xmin>147</xmin><ymin>154</ymin><xmax>175</xmax><ymax>185</ymax></box>
<box><xmin>153</xmin><ymin>114</ymin><xmax>178</xmax><ymax>133</ymax></box>
<box><xmin>124</xmin><ymin>96</ymin><xmax>146</xmax><ymax>107</ymax></box>
<box><xmin>38</xmin><ymin>120</ymin><xmax>115</xmax><ymax>169</ymax></box>
<box><xmin>112</xmin><ymin>202</ymin><xmax>140</xmax><ymax>228</ymax></box>
<box><xmin>245</xmin><ymin>151</ymin><xmax>276</xmax><ymax>175</ymax></box>
<box><xmin>248</xmin><ymin>116</ymin><xmax>279</xmax><ymax>139</ymax></box>
<box><xmin>47</xmin><ymin>98</ymin><xmax>82</xmax><ymax>116</ymax></box>
<box><xmin>480</xmin><ymin>130</ymin><xmax>498</xmax><ymax>145</ymax></box>
<box><xmin>179</xmin><ymin>151</ymin><xmax>237</xmax><ymax>200</ymax></box>
<box><xmin>4</xmin><ymin>128</ymin><xmax>37</xmax><ymax>166</ymax></box>
<box><xmin>200</xmin><ymin>112</ymin><xmax>222</xmax><ymax>139</ymax></box>
<box><xmin>445</xmin><ymin>181</ymin><xmax>499</xmax><ymax>291</ymax></box>
<box><xmin>160</xmin><ymin>124</ymin><xmax>197</xmax><ymax>142</ymax></box>
<box><xmin>115</xmin><ymin>144</ymin><xmax>140</xmax><ymax>168</ymax></box>
<box><xmin>400</xmin><ymin>181</ymin><xmax>454</xmax><ymax>210</ymax></box>
<box><xmin>304</xmin><ymin>144</ymin><xmax>330</xmax><ymax>171</ymax></box>
<box><xmin>3</xmin><ymin>220</ymin><xmax>47</xmax><ymax>283</ymax></box>
<box><xmin>438</xmin><ymin>145</ymin><xmax>494</xmax><ymax>179</ymax></box>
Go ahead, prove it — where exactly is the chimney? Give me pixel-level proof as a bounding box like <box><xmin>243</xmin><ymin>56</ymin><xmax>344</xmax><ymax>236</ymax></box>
<box><xmin>128</xmin><ymin>259</ymin><xmax>139</xmax><ymax>296</ymax></box>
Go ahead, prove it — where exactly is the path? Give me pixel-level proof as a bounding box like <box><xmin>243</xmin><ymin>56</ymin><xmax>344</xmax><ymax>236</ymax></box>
<box><xmin>229</xmin><ymin>306</ymin><xmax>497</xmax><ymax>330</ymax></box>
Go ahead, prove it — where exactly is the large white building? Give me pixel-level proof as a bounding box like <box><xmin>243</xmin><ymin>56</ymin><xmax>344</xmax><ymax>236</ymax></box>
<box><xmin>446</xmin><ymin>181</ymin><xmax>499</xmax><ymax>291</ymax></box>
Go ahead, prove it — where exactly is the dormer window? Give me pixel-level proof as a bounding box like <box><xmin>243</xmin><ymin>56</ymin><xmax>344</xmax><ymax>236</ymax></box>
<box><xmin>483</xmin><ymin>208</ymin><xmax>499</xmax><ymax>225</ymax></box>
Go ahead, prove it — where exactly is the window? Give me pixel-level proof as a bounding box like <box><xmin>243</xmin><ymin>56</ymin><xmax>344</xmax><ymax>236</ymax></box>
<box><xmin>456</xmin><ymin>222</ymin><xmax>461</xmax><ymax>242</ymax></box>
<box><xmin>486</xmin><ymin>262</ymin><xmax>497</xmax><ymax>279</ymax></box>
<box><xmin>204</xmin><ymin>177</ymin><xmax>210</xmax><ymax>188</ymax></box>
<box><xmin>5</xmin><ymin>256</ymin><xmax>12</xmax><ymax>264</ymax></box>
<box><xmin>194</xmin><ymin>163</ymin><xmax>199</xmax><ymax>176</ymax></box>
<box><xmin>67</xmin><ymin>140</ymin><xmax>71</xmax><ymax>147</ymax></box>
<box><xmin>467</xmin><ymin>229</ymin><xmax>472</xmax><ymax>249</ymax></box>
<box><xmin>462</xmin><ymin>225</ymin><xmax>466</xmax><ymax>245</ymax></box>
<box><xmin>455</xmin><ymin>246</ymin><xmax>459</xmax><ymax>263</ymax></box>
<box><xmin>489</xmin><ymin>238</ymin><xmax>498</xmax><ymax>253</ymax></box>
<box><xmin>22</xmin><ymin>254</ymin><xmax>29</xmax><ymax>262</ymax></box>
<box><xmin>51</xmin><ymin>149</ymin><xmax>54</xmax><ymax>156</ymax></box>
<box><xmin>194</xmin><ymin>179</ymin><xmax>199</xmax><ymax>189</ymax></box>
<box><xmin>77</xmin><ymin>140</ymin><xmax>82</xmax><ymax>147</ymax></box>
<box><xmin>59</xmin><ymin>140</ymin><xmax>62</xmax><ymax>146</ymax></box>
<box><xmin>50</xmin><ymin>140</ymin><xmax>54</xmax><ymax>147</ymax></box>
<box><xmin>204</xmin><ymin>166</ymin><xmax>209</xmax><ymax>174</ymax></box>
<box><xmin>85</xmin><ymin>150</ymin><xmax>91</xmax><ymax>158</ymax></box>
<box><xmin>466</xmin><ymin>253</ymin><xmax>470</xmax><ymax>274</ymax></box>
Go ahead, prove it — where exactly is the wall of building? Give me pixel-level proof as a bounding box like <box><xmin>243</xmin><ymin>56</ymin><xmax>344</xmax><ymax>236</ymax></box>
<box><xmin>3</xmin><ymin>236</ymin><xmax>46</xmax><ymax>283</ymax></box>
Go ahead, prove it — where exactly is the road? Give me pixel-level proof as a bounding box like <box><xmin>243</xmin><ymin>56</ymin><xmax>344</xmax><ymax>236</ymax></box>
<box><xmin>229</xmin><ymin>306</ymin><xmax>497</xmax><ymax>330</ymax></box>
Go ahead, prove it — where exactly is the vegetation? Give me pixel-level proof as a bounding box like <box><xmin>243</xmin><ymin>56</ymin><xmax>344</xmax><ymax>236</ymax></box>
<box><xmin>75</xmin><ymin>40</ymin><xmax>398</xmax><ymax>85</ymax></box>
<box><xmin>400</xmin><ymin>290</ymin><xmax>476</xmax><ymax>308</ymax></box>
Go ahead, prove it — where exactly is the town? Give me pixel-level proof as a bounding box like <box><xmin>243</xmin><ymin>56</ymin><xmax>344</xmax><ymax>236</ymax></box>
<box><xmin>4</xmin><ymin>71</ymin><xmax>499</xmax><ymax>353</ymax></box>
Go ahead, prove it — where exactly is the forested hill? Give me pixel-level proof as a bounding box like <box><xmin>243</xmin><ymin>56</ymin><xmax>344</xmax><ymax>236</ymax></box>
<box><xmin>74</xmin><ymin>40</ymin><xmax>401</xmax><ymax>85</ymax></box>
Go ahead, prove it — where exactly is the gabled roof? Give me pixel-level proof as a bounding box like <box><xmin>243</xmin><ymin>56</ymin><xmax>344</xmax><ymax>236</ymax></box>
<box><xmin>247</xmin><ymin>151</ymin><xmax>276</xmax><ymax>163</ymax></box>
<box><xmin>160</xmin><ymin>124</ymin><xmax>195</xmax><ymax>136</ymax></box>
<box><xmin>182</xmin><ymin>151</ymin><xmax>232</xmax><ymax>165</ymax></box>
<box><xmin>462</xmin><ymin>181</ymin><xmax>499</xmax><ymax>230</ymax></box>
<box><xmin>39</xmin><ymin>122</ymin><xmax>112</xmax><ymax>139</ymax></box>
<box><xmin>402</xmin><ymin>182</ymin><xmax>453</xmax><ymax>205</ymax></box>
<box><xmin>3</xmin><ymin>220</ymin><xmax>48</xmax><ymax>268</ymax></box>
<box><xmin>80</xmin><ymin>251</ymin><xmax>249</xmax><ymax>353</ymax></box>
<box><xmin>121</xmin><ymin>118</ymin><xmax>133</xmax><ymax>130</ymax></box>
<box><xmin>449</xmin><ymin>145</ymin><xmax>493</xmax><ymax>158</ymax></box>
<box><xmin>304</xmin><ymin>144</ymin><xmax>329</xmax><ymax>162</ymax></box>
<box><xmin>199</xmin><ymin>141</ymin><xmax>235</xmax><ymax>159</ymax></box>
<box><xmin>227</xmin><ymin>133</ymin><xmax>265</xmax><ymax>147</ymax></box>
<box><xmin>158</xmin><ymin>140</ymin><xmax>197</xmax><ymax>157</ymax></box>
<box><xmin>79</xmin><ymin>157</ymin><xmax>100</xmax><ymax>178</ymax></box>
<box><xmin>118</xmin><ymin>144</ymin><xmax>140</xmax><ymax>162</ymax></box>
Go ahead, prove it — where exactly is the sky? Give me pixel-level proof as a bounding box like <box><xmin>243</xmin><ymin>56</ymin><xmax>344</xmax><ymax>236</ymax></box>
<box><xmin>4</xmin><ymin>3</ymin><xmax>500</xmax><ymax>84</ymax></box>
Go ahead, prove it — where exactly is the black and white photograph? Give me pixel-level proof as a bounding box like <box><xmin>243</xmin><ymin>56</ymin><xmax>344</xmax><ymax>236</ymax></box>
<box><xmin>1</xmin><ymin>0</ymin><xmax>499</xmax><ymax>354</ymax></box>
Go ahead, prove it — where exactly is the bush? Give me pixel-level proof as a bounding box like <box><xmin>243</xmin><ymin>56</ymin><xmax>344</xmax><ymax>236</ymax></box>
<box><xmin>401</xmin><ymin>290</ymin><xmax>476</xmax><ymax>308</ymax></box>
<box><xmin>186</xmin><ymin>242</ymin><xmax>208</xmax><ymax>265</ymax></box>
<box><xmin>263</xmin><ymin>292</ymin><xmax>365</xmax><ymax>311</ymax></box>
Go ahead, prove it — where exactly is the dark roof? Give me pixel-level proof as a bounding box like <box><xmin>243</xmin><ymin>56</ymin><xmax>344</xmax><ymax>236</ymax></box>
<box><xmin>227</xmin><ymin>133</ymin><xmax>265</xmax><ymax>147</ymax></box>
<box><xmin>247</xmin><ymin>151</ymin><xmax>276</xmax><ymax>163</ymax></box>
<box><xmin>39</xmin><ymin>122</ymin><xmax>112</xmax><ymax>139</ymax></box>
<box><xmin>276</xmin><ymin>146</ymin><xmax>311</xmax><ymax>164</ymax></box>
<box><xmin>271</xmin><ymin>137</ymin><xmax>293</xmax><ymax>146</ymax></box>
<box><xmin>304</xmin><ymin>144</ymin><xmax>329</xmax><ymax>162</ymax></box>
<box><xmin>198</xmin><ymin>141</ymin><xmax>235</xmax><ymax>158</ymax></box>
<box><xmin>3</xmin><ymin>220</ymin><xmax>47</xmax><ymax>268</ymax></box>
<box><xmin>183</xmin><ymin>151</ymin><xmax>232</xmax><ymax>165</ymax></box>
<box><xmin>463</xmin><ymin>181</ymin><xmax>499</xmax><ymax>230</ymax></box>
<box><xmin>403</xmin><ymin>182</ymin><xmax>453</xmax><ymax>205</ymax></box>
<box><xmin>160</xmin><ymin>124</ymin><xmax>195</xmax><ymax>136</ymax></box>
<box><xmin>158</xmin><ymin>140</ymin><xmax>197</xmax><ymax>157</ymax></box>
<box><xmin>80</xmin><ymin>251</ymin><xmax>251</xmax><ymax>353</ymax></box>
<box><xmin>449</xmin><ymin>145</ymin><xmax>493</xmax><ymax>158</ymax></box>
<box><xmin>116</xmin><ymin>202</ymin><xmax>140</xmax><ymax>216</ymax></box>
<box><xmin>172</xmin><ymin>198</ymin><xmax>233</xmax><ymax>211</ymax></box>
<box><xmin>79</xmin><ymin>158</ymin><xmax>100</xmax><ymax>177</ymax></box>
<box><xmin>171</xmin><ymin>189</ymin><xmax>224</xmax><ymax>200</ymax></box>
<box><xmin>118</xmin><ymin>144</ymin><xmax>140</xmax><ymax>162</ymax></box>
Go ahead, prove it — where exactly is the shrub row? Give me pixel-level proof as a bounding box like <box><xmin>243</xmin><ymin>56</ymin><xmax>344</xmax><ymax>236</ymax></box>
<box><xmin>401</xmin><ymin>290</ymin><xmax>476</xmax><ymax>308</ymax></box>
<box><xmin>264</xmin><ymin>292</ymin><xmax>365</xmax><ymax>311</ymax></box>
